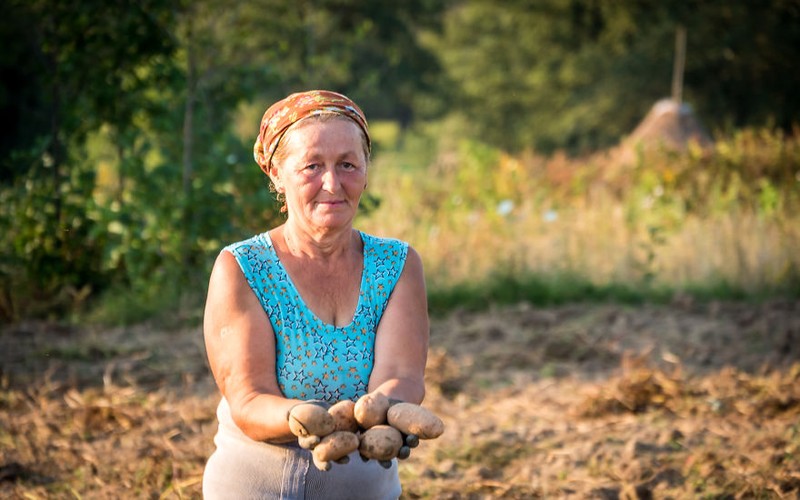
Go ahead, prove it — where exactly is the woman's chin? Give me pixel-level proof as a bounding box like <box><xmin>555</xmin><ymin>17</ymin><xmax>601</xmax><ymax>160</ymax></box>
<box><xmin>309</xmin><ymin>211</ymin><xmax>355</xmax><ymax>230</ymax></box>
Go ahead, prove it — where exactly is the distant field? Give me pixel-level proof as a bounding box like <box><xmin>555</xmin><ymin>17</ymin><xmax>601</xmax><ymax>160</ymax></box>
<box><xmin>361</xmin><ymin>128</ymin><xmax>800</xmax><ymax>300</ymax></box>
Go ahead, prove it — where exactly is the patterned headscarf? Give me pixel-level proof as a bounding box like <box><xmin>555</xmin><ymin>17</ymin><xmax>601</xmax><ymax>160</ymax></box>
<box><xmin>253</xmin><ymin>90</ymin><xmax>370</xmax><ymax>175</ymax></box>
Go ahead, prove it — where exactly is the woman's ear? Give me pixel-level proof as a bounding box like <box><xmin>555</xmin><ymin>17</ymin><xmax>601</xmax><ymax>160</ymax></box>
<box><xmin>269</xmin><ymin>165</ymin><xmax>283</xmax><ymax>192</ymax></box>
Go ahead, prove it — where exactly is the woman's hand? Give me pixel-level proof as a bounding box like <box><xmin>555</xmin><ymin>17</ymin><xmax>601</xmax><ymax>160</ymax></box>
<box><xmin>351</xmin><ymin>393</ymin><xmax>444</xmax><ymax>468</ymax></box>
<box><xmin>289</xmin><ymin>400</ymin><xmax>362</xmax><ymax>471</ymax></box>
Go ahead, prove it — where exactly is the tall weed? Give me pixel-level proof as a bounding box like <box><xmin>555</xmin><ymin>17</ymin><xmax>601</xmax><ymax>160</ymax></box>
<box><xmin>361</xmin><ymin>126</ymin><xmax>800</xmax><ymax>303</ymax></box>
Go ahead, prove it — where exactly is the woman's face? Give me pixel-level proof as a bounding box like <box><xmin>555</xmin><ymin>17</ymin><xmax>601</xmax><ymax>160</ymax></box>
<box><xmin>271</xmin><ymin>117</ymin><xmax>368</xmax><ymax>233</ymax></box>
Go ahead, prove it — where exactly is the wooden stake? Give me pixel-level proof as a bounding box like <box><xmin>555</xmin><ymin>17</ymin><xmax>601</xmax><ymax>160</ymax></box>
<box><xmin>672</xmin><ymin>26</ymin><xmax>686</xmax><ymax>104</ymax></box>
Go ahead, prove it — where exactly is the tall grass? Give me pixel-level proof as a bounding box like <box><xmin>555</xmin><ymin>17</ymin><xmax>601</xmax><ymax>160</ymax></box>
<box><xmin>361</xmin><ymin>125</ymin><xmax>800</xmax><ymax>306</ymax></box>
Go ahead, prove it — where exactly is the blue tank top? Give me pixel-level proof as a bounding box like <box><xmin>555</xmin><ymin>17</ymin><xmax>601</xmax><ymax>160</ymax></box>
<box><xmin>223</xmin><ymin>230</ymin><xmax>408</xmax><ymax>403</ymax></box>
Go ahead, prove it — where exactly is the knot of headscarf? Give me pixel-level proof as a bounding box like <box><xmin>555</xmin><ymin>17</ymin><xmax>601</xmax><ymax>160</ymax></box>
<box><xmin>253</xmin><ymin>90</ymin><xmax>370</xmax><ymax>174</ymax></box>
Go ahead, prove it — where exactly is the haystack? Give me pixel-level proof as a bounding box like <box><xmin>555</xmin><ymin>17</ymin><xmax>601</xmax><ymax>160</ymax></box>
<box><xmin>617</xmin><ymin>98</ymin><xmax>713</xmax><ymax>164</ymax></box>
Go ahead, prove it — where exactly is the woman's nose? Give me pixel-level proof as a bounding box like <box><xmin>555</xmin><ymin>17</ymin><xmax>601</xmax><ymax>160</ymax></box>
<box><xmin>321</xmin><ymin>167</ymin><xmax>340</xmax><ymax>191</ymax></box>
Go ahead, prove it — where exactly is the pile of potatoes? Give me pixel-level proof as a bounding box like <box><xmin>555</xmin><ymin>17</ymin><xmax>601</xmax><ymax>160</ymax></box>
<box><xmin>287</xmin><ymin>393</ymin><xmax>444</xmax><ymax>471</ymax></box>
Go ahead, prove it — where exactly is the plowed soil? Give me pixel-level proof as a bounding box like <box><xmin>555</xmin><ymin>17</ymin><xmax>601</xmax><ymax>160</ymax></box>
<box><xmin>1</xmin><ymin>299</ymin><xmax>799</xmax><ymax>498</ymax></box>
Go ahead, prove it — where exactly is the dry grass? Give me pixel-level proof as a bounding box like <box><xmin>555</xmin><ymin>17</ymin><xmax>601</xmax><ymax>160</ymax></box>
<box><xmin>0</xmin><ymin>323</ymin><xmax>217</xmax><ymax>499</ymax></box>
<box><xmin>361</xmin><ymin>129</ymin><xmax>800</xmax><ymax>292</ymax></box>
<box><xmin>408</xmin><ymin>300</ymin><xmax>800</xmax><ymax>499</ymax></box>
<box><xmin>2</xmin><ymin>300</ymin><xmax>798</xmax><ymax>498</ymax></box>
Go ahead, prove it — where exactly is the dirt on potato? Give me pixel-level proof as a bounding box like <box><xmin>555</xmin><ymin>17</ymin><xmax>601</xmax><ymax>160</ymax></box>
<box><xmin>1</xmin><ymin>299</ymin><xmax>799</xmax><ymax>499</ymax></box>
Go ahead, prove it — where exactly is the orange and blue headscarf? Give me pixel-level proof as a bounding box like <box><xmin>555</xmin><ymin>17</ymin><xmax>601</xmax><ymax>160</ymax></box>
<box><xmin>253</xmin><ymin>90</ymin><xmax>370</xmax><ymax>175</ymax></box>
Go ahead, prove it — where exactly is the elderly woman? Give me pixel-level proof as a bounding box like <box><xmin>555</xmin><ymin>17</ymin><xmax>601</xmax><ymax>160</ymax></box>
<box><xmin>202</xmin><ymin>90</ymin><xmax>430</xmax><ymax>499</ymax></box>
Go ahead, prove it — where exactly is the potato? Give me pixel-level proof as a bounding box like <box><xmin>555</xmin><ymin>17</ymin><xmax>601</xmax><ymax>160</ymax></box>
<box><xmin>288</xmin><ymin>403</ymin><xmax>336</xmax><ymax>437</ymax></box>
<box><xmin>312</xmin><ymin>431</ymin><xmax>360</xmax><ymax>470</ymax></box>
<box><xmin>354</xmin><ymin>392</ymin><xmax>390</xmax><ymax>429</ymax></box>
<box><xmin>312</xmin><ymin>454</ymin><xmax>332</xmax><ymax>472</ymax></box>
<box><xmin>328</xmin><ymin>400</ymin><xmax>359</xmax><ymax>432</ymax></box>
<box><xmin>387</xmin><ymin>403</ymin><xmax>445</xmax><ymax>439</ymax></box>
<box><xmin>297</xmin><ymin>434</ymin><xmax>321</xmax><ymax>450</ymax></box>
<box><xmin>359</xmin><ymin>425</ymin><xmax>403</xmax><ymax>461</ymax></box>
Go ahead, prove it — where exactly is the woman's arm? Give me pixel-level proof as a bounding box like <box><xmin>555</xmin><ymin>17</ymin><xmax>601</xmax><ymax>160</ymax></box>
<box><xmin>203</xmin><ymin>251</ymin><xmax>300</xmax><ymax>442</ymax></box>
<box><xmin>368</xmin><ymin>246</ymin><xmax>430</xmax><ymax>404</ymax></box>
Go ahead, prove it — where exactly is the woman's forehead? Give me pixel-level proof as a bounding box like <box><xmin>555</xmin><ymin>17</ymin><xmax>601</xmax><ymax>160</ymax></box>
<box><xmin>284</xmin><ymin>118</ymin><xmax>367</xmax><ymax>155</ymax></box>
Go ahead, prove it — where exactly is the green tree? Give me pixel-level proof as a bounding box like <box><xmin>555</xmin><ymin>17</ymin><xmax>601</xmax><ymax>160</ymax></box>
<box><xmin>430</xmin><ymin>0</ymin><xmax>800</xmax><ymax>154</ymax></box>
<box><xmin>208</xmin><ymin>0</ymin><xmax>447</xmax><ymax>125</ymax></box>
<box><xmin>0</xmin><ymin>0</ymin><xmax>448</xmax><ymax>321</ymax></box>
<box><xmin>0</xmin><ymin>0</ymin><xmax>177</xmax><ymax>319</ymax></box>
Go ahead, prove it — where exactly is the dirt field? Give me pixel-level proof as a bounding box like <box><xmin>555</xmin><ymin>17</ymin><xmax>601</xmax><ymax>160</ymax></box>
<box><xmin>1</xmin><ymin>299</ymin><xmax>799</xmax><ymax>499</ymax></box>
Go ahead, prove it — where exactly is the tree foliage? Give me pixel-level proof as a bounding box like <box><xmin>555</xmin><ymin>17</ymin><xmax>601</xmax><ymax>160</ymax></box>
<box><xmin>0</xmin><ymin>0</ymin><xmax>797</xmax><ymax>321</ymax></box>
<box><xmin>0</xmin><ymin>0</ymin><xmax>179</xmax><ymax>319</ymax></box>
<box><xmin>0</xmin><ymin>0</ymin><xmax>447</xmax><ymax>321</ymax></box>
<box><xmin>432</xmin><ymin>0</ymin><xmax>800</xmax><ymax>153</ymax></box>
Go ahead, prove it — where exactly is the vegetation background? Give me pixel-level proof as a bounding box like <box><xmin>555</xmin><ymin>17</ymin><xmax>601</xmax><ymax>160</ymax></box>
<box><xmin>0</xmin><ymin>0</ymin><xmax>800</xmax><ymax>497</ymax></box>
<box><xmin>1</xmin><ymin>0</ymin><xmax>798</xmax><ymax>322</ymax></box>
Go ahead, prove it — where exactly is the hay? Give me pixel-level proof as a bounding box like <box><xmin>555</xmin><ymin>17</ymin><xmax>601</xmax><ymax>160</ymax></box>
<box><xmin>617</xmin><ymin>98</ymin><xmax>713</xmax><ymax>164</ymax></box>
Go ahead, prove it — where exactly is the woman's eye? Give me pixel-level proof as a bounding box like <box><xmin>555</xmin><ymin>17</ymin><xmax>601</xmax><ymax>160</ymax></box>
<box><xmin>305</xmin><ymin>164</ymin><xmax>319</xmax><ymax>171</ymax></box>
<box><xmin>341</xmin><ymin>162</ymin><xmax>356</xmax><ymax>170</ymax></box>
